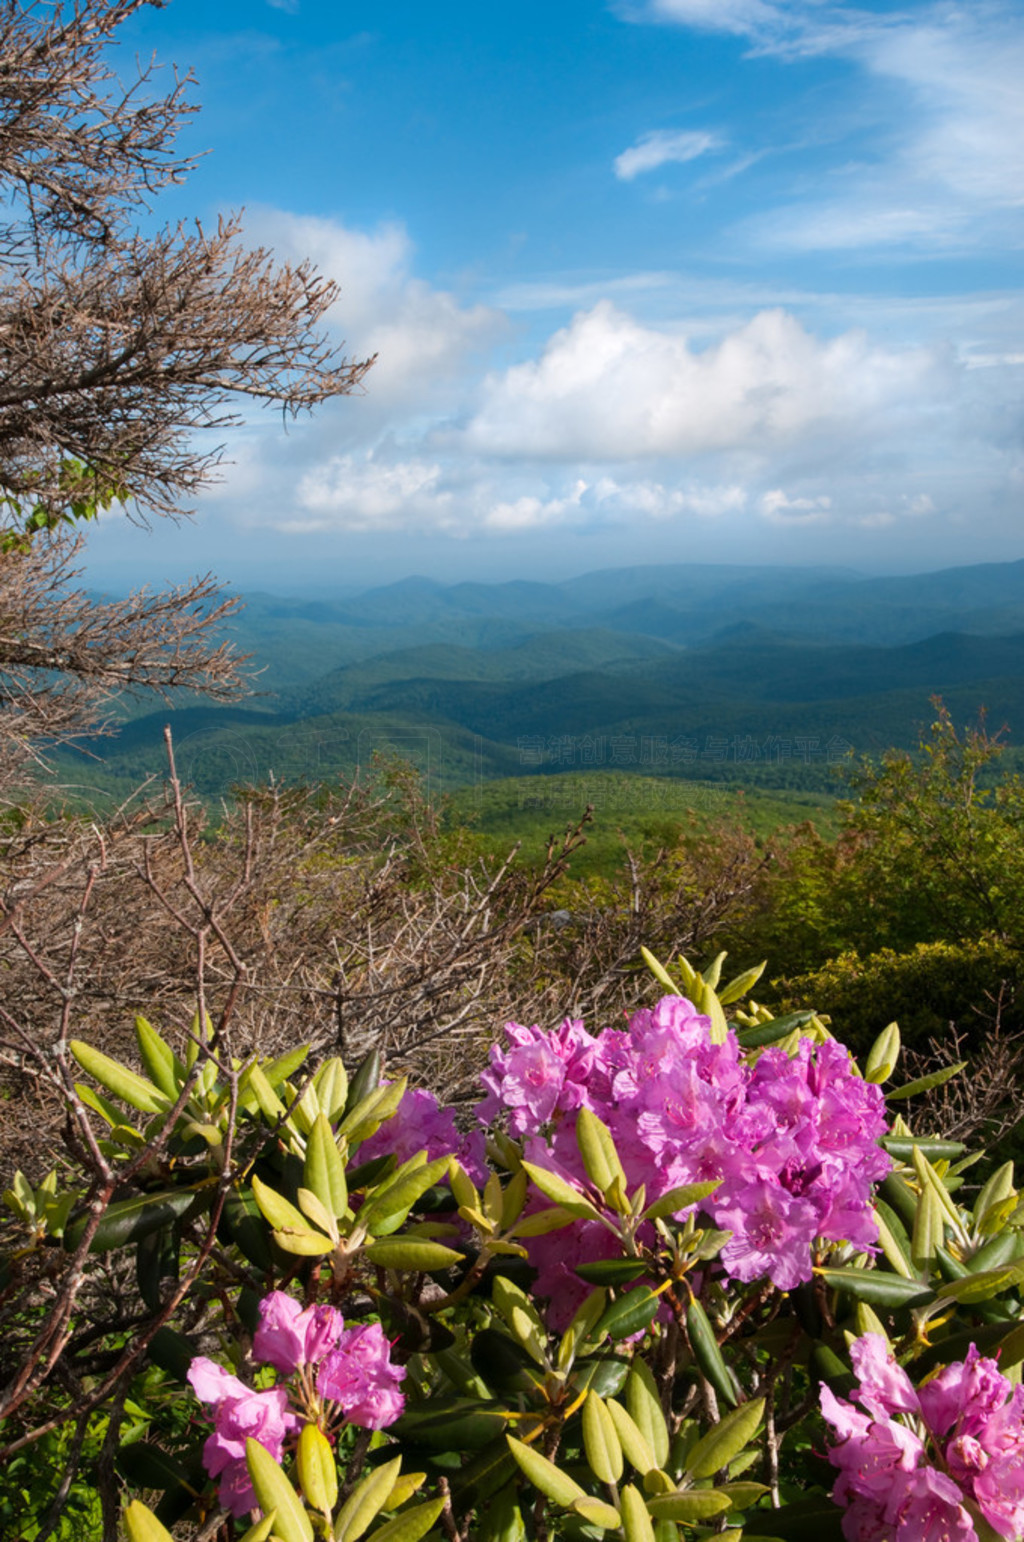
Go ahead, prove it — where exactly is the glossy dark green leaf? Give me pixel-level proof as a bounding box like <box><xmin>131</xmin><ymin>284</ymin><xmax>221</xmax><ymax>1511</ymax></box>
<box><xmin>593</xmin><ymin>1286</ymin><xmax>660</xmax><ymax>1342</ymax></box>
<box><xmin>816</xmin><ymin>1266</ymin><xmax>934</xmax><ymax>1308</ymax></box>
<box><xmin>64</xmin><ymin>1187</ymin><xmax>202</xmax><ymax>1255</ymax></box>
<box><xmin>574</xmin><ymin>1258</ymin><xmax>649</xmax><ymax>1286</ymax></box>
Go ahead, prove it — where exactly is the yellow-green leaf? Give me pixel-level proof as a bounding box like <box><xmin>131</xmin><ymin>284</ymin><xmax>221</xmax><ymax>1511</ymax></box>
<box><xmin>296</xmin><ymin>1422</ymin><xmax>337</xmax><ymax>1514</ymax></box>
<box><xmin>245</xmin><ymin>1439</ymin><xmax>314</xmax><ymax>1542</ymax></box>
<box><xmin>626</xmin><ymin>1360</ymin><xmax>669</xmax><ymax>1469</ymax></box>
<box><xmin>646</xmin><ymin>1491</ymin><xmax>733</xmax><ymax>1521</ymax></box>
<box><xmin>506</xmin><ymin>1436</ymin><xmax>586</xmax><ymax>1508</ymax></box>
<box><xmin>521</xmin><ymin>1162</ymin><xmax>600</xmax><ymax>1220</ymax></box>
<box><xmin>572</xmin><ymin>1496</ymin><xmax>623</xmax><ymax>1530</ymax></box>
<box><xmin>363</xmin><ymin>1499</ymin><xmax>446</xmax><ymax>1542</ymax></box>
<box><xmin>70</xmin><ymin>1041</ymin><xmax>169</xmax><ymax>1115</ymax></box>
<box><xmin>312</xmin><ymin>1057</ymin><xmax>348</xmax><ymax>1121</ymax></box>
<box><xmin>619</xmin><ymin>1483</ymin><xmax>656</xmax><ymax>1542</ymax></box>
<box><xmin>607</xmin><ymin>1397</ymin><xmax>656</xmax><ymax>1475</ymax></box>
<box><xmin>576</xmin><ymin>1107</ymin><xmax>627</xmax><ymax>1197</ymax></box>
<box><xmin>304</xmin><ymin>1113</ymin><xmax>348</xmax><ymax>1220</ymax></box>
<box><xmin>684</xmin><ymin>1399</ymin><xmax>765</xmax><ymax>1481</ymax></box>
<box><xmin>582</xmin><ymin>1391</ymin><xmax>624</xmax><ymax>1484</ymax></box>
<box><xmin>334</xmin><ymin>1456</ymin><xmax>402</xmax><ymax>1542</ymax></box>
<box><xmin>135</xmin><ymin>1017</ymin><xmax>184</xmax><ymax>1098</ymax></box>
<box><xmin>123</xmin><ymin>1500</ymin><xmax>175</xmax><ymax>1542</ymax></box>
<box><xmin>362</xmin><ymin>1237</ymin><xmax>462</xmax><ymax>1271</ymax></box>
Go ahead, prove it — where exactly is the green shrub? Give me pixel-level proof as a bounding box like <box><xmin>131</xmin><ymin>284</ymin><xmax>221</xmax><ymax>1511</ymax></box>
<box><xmin>772</xmin><ymin>934</ymin><xmax>1023</xmax><ymax>1054</ymax></box>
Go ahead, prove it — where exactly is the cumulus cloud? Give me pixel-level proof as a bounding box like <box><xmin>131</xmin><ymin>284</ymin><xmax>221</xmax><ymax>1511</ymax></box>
<box><xmin>285</xmin><ymin>454</ymin><xmax>454</xmax><ymax>533</ymax></box>
<box><xmin>244</xmin><ymin>211</ymin><xmax>504</xmax><ymax>404</ymax></box>
<box><xmin>463</xmin><ymin>301</ymin><xmax>949</xmax><ymax>461</ymax></box>
<box><xmin>614</xmin><ymin>129</ymin><xmax>721</xmax><ymax>180</ymax></box>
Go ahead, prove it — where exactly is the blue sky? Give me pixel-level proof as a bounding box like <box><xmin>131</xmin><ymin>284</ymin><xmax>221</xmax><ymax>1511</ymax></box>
<box><xmin>87</xmin><ymin>0</ymin><xmax>1024</xmax><ymax>590</ymax></box>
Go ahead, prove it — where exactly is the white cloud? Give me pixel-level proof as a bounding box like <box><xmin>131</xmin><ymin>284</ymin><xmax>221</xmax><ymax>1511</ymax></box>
<box><xmin>289</xmin><ymin>454</ymin><xmax>453</xmax><ymax>533</ymax></box>
<box><xmin>463</xmin><ymin>301</ymin><xmax>948</xmax><ymax>460</ymax></box>
<box><xmin>245</xmin><ymin>211</ymin><xmax>504</xmax><ymax>405</ymax></box>
<box><xmin>634</xmin><ymin>3</ymin><xmax>1024</xmax><ymax>252</ymax></box>
<box><xmin>760</xmin><ymin>489</ymin><xmax>832</xmax><ymax>525</ymax></box>
<box><xmin>614</xmin><ymin>129</ymin><xmax>721</xmax><ymax>181</ymax></box>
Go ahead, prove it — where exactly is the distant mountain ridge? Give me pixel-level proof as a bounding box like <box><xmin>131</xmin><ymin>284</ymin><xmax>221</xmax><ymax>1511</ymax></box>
<box><xmin>67</xmin><ymin>556</ymin><xmax>1024</xmax><ymax>801</ymax></box>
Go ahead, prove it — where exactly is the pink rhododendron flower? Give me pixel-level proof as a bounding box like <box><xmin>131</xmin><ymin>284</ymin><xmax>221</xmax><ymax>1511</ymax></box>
<box><xmin>357</xmin><ymin>1085</ymin><xmax>487</xmax><ymax>1186</ymax></box>
<box><xmin>477</xmin><ymin>995</ymin><xmax>890</xmax><ymax>1297</ymax></box>
<box><xmin>317</xmin><ymin>1322</ymin><xmax>407</xmax><ymax>1428</ymax></box>
<box><xmin>253</xmin><ymin>1290</ymin><xmax>343</xmax><ymax>1375</ymax></box>
<box><xmin>189</xmin><ymin>1295</ymin><xmax>405</xmax><ymax>1518</ymax></box>
<box><xmin>186</xmin><ymin>1356</ymin><xmax>299</xmax><ymax>1518</ymax></box>
<box><xmin>821</xmin><ymin>1334</ymin><xmax>1024</xmax><ymax>1542</ymax></box>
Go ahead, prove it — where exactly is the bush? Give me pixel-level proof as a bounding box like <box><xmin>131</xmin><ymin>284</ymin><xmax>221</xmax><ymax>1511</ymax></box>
<box><xmin>771</xmin><ymin>935</ymin><xmax>1024</xmax><ymax>1056</ymax></box>
<box><xmin>5</xmin><ymin>946</ymin><xmax>1024</xmax><ymax>1542</ymax></box>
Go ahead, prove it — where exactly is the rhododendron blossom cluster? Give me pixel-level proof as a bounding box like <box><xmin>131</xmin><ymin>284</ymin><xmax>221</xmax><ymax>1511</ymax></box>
<box><xmin>821</xmin><ymin>1333</ymin><xmax>1024</xmax><ymax>1541</ymax></box>
<box><xmin>476</xmin><ymin>995</ymin><xmax>891</xmax><ymax>1320</ymax></box>
<box><xmin>187</xmin><ymin>1291</ymin><xmax>405</xmax><ymax>1516</ymax></box>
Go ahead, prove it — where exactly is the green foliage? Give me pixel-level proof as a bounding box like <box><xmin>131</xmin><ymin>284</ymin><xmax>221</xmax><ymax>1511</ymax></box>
<box><xmin>772</xmin><ymin>936</ymin><xmax>1024</xmax><ymax>1056</ymax></box>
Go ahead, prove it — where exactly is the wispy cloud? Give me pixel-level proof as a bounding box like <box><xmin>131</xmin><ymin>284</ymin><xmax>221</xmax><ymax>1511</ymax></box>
<box><xmin>614</xmin><ymin>128</ymin><xmax>722</xmax><ymax>180</ymax></box>
<box><xmin>631</xmin><ymin>2</ymin><xmax>1024</xmax><ymax>254</ymax></box>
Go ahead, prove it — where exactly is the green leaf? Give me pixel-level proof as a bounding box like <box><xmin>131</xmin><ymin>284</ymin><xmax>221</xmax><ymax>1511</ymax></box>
<box><xmin>717</xmin><ymin>960</ymin><xmax>767</xmax><ymax>1006</ymax></box>
<box><xmin>888</xmin><ymin>1063</ymin><xmax>967</xmax><ymax>1101</ymax></box>
<box><xmin>873</xmin><ymin>1200</ymin><xmax>915</xmax><ymax>1280</ymax></box>
<box><xmin>684</xmin><ymin>1398</ymin><xmax>765</xmax><ymax>1480</ymax></box>
<box><xmin>606</xmin><ymin>1397</ymin><xmax>656</xmax><ymax>1475</ymax></box>
<box><xmin>620</xmin><ymin>1482</ymin><xmax>656</xmax><ymax>1542</ymax></box>
<box><xmin>344</xmin><ymin>1048</ymin><xmax>383</xmax><ymax>1114</ymax></box>
<box><xmin>362</xmin><ymin>1236</ymin><xmax>463</xmax><ymax>1271</ymax></box>
<box><xmin>521</xmin><ymin>1162</ymin><xmax>600</xmax><ymax>1220</ymax></box>
<box><xmin>296</xmin><ymin>1422</ymin><xmax>337</xmax><ymax>1514</ymax></box>
<box><xmin>304</xmin><ymin>1113</ymin><xmax>348</xmax><ymax>1220</ymax></box>
<box><xmin>582</xmin><ymin>1391</ymin><xmax>624</xmax><ymax>1484</ymax></box>
<box><xmin>393</xmin><ymin>1398</ymin><xmax>509</xmax><ymax>1452</ymax></box>
<box><xmin>361</xmin><ymin>1155</ymin><xmax>452</xmax><ymax>1237</ymax></box>
<box><xmin>881</xmin><ymin>1136</ymin><xmax>965</xmax><ymax>1161</ymax></box>
<box><xmin>572</xmin><ymin>1496</ymin><xmax>623</xmax><ymax>1530</ymax></box>
<box><xmin>64</xmin><ymin>1187</ymin><xmax>200</xmax><ymax>1255</ymax></box>
<box><xmin>312</xmin><ymin>1057</ymin><xmax>349</xmax><ymax>1122</ymax></box>
<box><xmin>493</xmin><ymin>1276</ymin><xmax>549</xmax><ymax>1367</ymax></box>
<box><xmin>250</xmin><ymin>1175</ymin><xmax>332</xmax><ymax>1257</ymax></box>
<box><xmin>641</xmin><ymin>1180</ymin><xmax>721</xmax><ymax>1222</ymax></box>
<box><xmin>70</xmin><ymin>1041</ymin><xmax>170</xmax><ymax>1115</ymax></box>
<box><xmin>864</xmin><ymin>1023</ymin><xmax>901</xmax><ymax>1084</ymax></box>
<box><xmin>687</xmin><ymin>1297</ymin><xmax>738</xmax><ymax>1410</ymax></box>
<box><xmin>135</xmin><ymin>1017</ymin><xmax>184</xmax><ymax>1099</ymax></box>
<box><xmin>245</xmin><ymin>1438</ymin><xmax>314</xmax><ymax>1542</ymax></box>
<box><xmin>815</xmin><ymin>1266</ymin><xmax>934</xmax><ymax>1308</ymax></box>
<box><xmin>363</xmin><ymin>1499</ymin><xmax>446</xmax><ymax>1542</ymax></box>
<box><xmin>576</xmin><ymin>1107</ymin><xmax>627</xmax><ymax>1196</ymax></box>
<box><xmin>123</xmin><ymin>1500</ymin><xmax>176</xmax><ymax>1542</ymax></box>
<box><xmin>627</xmin><ymin>1359</ymin><xmax>670</xmax><ymax>1469</ymax></box>
<box><xmin>974</xmin><ymin>1161</ymin><xmax>1017</xmax><ymax>1229</ymax></box>
<box><xmin>935</xmin><ymin>1260</ymin><xmax>1024</xmax><ymax>1305</ymax></box>
<box><xmin>505</xmin><ymin>1436</ymin><xmax>586</xmax><ymax>1508</ymax></box>
<box><xmin>593</xmin><ymin>1286</ymin><xmax>660</xmax><ymax>1342</ymax></box>
<box><xmin>575</xmin><ymin>1258</ymin><xmax>649</xmax><ymax>1286</ymax></box>
<box><xmin>734</xmin><ymin>1011</ymin><xmax>816</xmax><ymax>1049</ymax></box>
<box><xmin>335</xmin><ymin>1457</ymin><xmax>404</xmax><ymax>1542</ymax></box>
<box><xmin>646</xmin><ymin>1491</ymin><xmax>733</xmax><ymax>1521</ymax></box>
